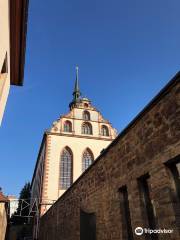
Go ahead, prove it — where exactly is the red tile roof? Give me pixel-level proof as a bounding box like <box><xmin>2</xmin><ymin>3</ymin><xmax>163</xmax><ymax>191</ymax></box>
<box><xmin>0</xmin><ymin>192</ymin><xmax>9</xmax><ymax>202</ymax></box>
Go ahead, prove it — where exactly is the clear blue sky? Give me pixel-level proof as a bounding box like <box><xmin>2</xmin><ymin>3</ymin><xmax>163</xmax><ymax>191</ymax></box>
<box><xmin>0</xmin><ymin>0</ymin><xmax>180</xmax><ymax>197</ymax></box>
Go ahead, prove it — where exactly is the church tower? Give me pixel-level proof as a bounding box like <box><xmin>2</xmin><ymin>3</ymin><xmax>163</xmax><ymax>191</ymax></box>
<box><xmin>31</xmin><ymin>67</ymin><xmax>117</xmax><ymax>215</ymax></box>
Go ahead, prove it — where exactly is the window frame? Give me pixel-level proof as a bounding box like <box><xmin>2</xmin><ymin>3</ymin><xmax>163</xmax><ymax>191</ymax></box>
<box><xmin>138</xmin><ymin>174</ymin><xmax>157</xmax><ymax>239</ymax></box>
<box><xmin>59</xmin><ymin>147</ymin><xmax>73</xmax><ymax>190</ymax></box>
<box><xmin>63</xmin><ymin>120</ymin><xmax>72</xmax><ymax>133</ymax></box>
<box><xmin>81</xmin><ymin>122</ymin><xmax>93</xmax><ymax>135</ymax></box>
<box><xmin>82</xmin><ymin>148</ymin><xmax>94</xmax><ymax>172</ymax></box>
<box><xmin>119</xmin><ymin>186</ymin><xmax>134</xmax><ymax>240</ymax></box>
<box><xmin>101</xmin><ymin>125</ymin><xmax>109</xmax><ymax>136</ymax></box>
<box><xmin>83</xmin><ymin>111</ymin><xmax>90</xmax><ymax>121</ymax></box>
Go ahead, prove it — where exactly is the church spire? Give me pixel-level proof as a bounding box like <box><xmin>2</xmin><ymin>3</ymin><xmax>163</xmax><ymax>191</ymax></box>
<box><xmin>73</xmin><ymin>66</ymin><xmax>81</xmax><ymax>101</ymax></box>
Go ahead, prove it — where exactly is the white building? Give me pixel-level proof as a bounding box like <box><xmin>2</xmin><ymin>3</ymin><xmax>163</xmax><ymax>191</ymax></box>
<box><xmin>7</xmin><ymin>195</ymin><xmax>18</xmax><ymax>217</ymax></box>
<box><xmin>31</xmin><ymin>67</ymin><xmax>117</xmax><ymax>215</ymax></box>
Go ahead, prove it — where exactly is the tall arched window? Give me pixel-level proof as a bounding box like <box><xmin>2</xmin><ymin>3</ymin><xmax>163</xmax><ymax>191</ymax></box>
<box><xmin>64</xmin><ymin>120</ymin><xmax>72</xmax><ymax>132</ymax></box>
<box><xmin>101</xmin><ymin>125</ymin><xmax>109</xmax><ymax>136</ymax></box>
<box><xmin>82</xmin><ymin>122</ymin><xmax>92</xmax><ymax>135</ymax></box>
<box><xmin>83</xmin><ymin>111</ymin><xmax>90</xmax><ymax>120</ymax></box>
<box><xmin>60</xmin><ymin>147</ymin><xmax>73</xmax><ymax>189</ymax></box>
<box><xmin>82</xmin><ymin>148</ymin><xmax>94</xmax><ymax>172</ymax></box>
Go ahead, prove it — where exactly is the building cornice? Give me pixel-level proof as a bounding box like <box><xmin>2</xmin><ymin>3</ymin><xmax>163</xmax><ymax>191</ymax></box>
<box><xmin>61</xmin><ymin>107</ymin><xmax>99</xmax><ymax>118</ymax></box>
<box><xmin>9</xmin><ymin>0</ymin><xmax>29</xmax><ymax>86</ymax></box>
<box><xmin>60</xmin><ymin>116</ymin><xmax>110</xmax><ymax>124</ymax></box>
<box><xmin>46</xmin><ymin>131</ymin><xmax>114</xmax><ymax>141</ymax></box>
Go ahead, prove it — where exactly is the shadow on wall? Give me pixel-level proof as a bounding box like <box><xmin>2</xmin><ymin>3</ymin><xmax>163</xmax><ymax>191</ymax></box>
<box><xmin>6</xmin><ymin>224</ymin><xmax>33</xmax><ymax>240</ymax></box>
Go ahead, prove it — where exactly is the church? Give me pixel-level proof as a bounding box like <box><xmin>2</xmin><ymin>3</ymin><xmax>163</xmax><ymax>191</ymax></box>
<box><xmin>38</xmin><ymin>72</ymin><xmax>180</xmax><ymax>240</ymax></box>
<box><xmin>31</xmin><ymin>67</ymin><xmax>117</xmax><ymax>215</ymax></box>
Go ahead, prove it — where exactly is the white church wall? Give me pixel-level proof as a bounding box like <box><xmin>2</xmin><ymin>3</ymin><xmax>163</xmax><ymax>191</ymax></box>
<box><xmin>31</xmin><ymin>144</ymin><xmax>45</xmax><ymax>201</ymax></box>
<box><xmin>45</xmin><ymin>134</ymin><xmax>112</xmax><ymax>202</ymax></box>
<box><xmin>31</xmin><ymin>82</ymin><xmax>117</xmax><ymax>216</ymax></box>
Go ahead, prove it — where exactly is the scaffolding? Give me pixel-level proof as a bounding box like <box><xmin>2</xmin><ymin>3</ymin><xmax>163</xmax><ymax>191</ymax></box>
<box><xmin>7</xmin><ymin>198</ymin><xmax>56</xmax><ymax>239</ymax></box>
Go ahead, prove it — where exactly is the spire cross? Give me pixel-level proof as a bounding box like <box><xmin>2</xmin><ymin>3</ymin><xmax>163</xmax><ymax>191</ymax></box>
<box><xmin>76</xmin><ymin>65</ymin><xmax>79</xmax><ymax>80</ymax></box>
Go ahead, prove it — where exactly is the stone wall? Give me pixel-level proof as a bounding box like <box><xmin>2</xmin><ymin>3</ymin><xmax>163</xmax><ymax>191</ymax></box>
<box><xmin>6</xmin><ymin>224</ymin><xmax>33</xmax><ymax>240</ymax></box>
<box><xmin>39</xmin><ymin>73</ymin><xmax>180</xmax><ymax>240</ymax></box>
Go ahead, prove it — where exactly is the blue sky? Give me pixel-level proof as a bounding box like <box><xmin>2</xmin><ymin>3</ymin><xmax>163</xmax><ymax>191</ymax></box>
<box><xmin>0</xmin><ymin>0</ymin><xmax>180</xmax><ymax>196</ymax></box>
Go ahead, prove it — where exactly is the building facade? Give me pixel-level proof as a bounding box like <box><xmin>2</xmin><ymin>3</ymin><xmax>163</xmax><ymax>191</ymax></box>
<box><xmin>0</xmin><ymin>0</ymin><xmax>28</xmax><ymax>125</ymax></box>
<box><xmin>38</xmin><ymin>72</ymin><xmax>180</xmax><ymax>240</ymax></box>
<box><xmin>0</xmin><ymin>190</ymin><xmax>9</xmax><ymax>240</ymax></box>
<box><xmin>31</xmin><ymin>68</ymin><xmax>117</xmax><ymax>217</ymax></box>
<box><xmin>7</xmin><ymin>195</ymin><xmax>18</xmax><ymax>217</ymax></box>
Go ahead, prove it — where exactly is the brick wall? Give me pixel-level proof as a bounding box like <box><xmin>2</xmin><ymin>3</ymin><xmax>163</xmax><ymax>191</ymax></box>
<box><xmin>38</xmin><ymin>73</ymin><xmax>180</xmax><ymax>240</ymax></box>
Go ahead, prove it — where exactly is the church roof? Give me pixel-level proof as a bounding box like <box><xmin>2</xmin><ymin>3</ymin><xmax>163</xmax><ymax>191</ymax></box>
<box><xmin>73</xmin><ymin>66</ymin><xmax>80</xmax><ymax>95</ymax></box>
<box><xmin>70</xmin><ymin>66</ymin><xmax>90</xmax><ymax>109</ymax></box>
<box><xmin>81</xmin><ymin>97</ymin><xmax>90</xmax><ymax>101</ymax></box>
<box><xmin>72</xmin><ymin>66</ymin><xmax>81</xmax><ymax>101</ymax></box>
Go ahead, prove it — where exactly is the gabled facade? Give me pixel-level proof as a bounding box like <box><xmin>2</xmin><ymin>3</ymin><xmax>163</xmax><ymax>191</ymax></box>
<box><xmin>31</xmin><ymin>68</ymin><xmax>117</xmax><ymax>216</ymax></box>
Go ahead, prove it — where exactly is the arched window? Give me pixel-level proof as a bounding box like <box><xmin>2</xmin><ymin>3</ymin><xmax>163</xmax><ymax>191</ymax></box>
<box><xmin>64</xmin><ymin>120</ymin><xmax>72</xmax><ymax>132</ymax></box>
<box><xmin>101</xmin><ymin>125</ymin><xmax>109</xmax><ymax>136</ymax></box>
<box><xmin>83</xmin><ymin>111</ymin><xmax>90</xmax><ymax>120</ymax></box>
<box><xmin>82</xmin><ymin>148</ymin><xmax>94</xmax><ymax>172</ymax></box>
<box><xmin>82</xmin><ymin>122</ymin><xmax>92</xmax><ymax>135</ymax></box>
<box><xmin>84</xmin><ymin>103</ymin><xmax>89</xmax><ymax>108</ymax></box>
<box><xmin>60</xmin><ymin>147</ymin><xmax>73</xmax><ymax>189</ymax></box>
